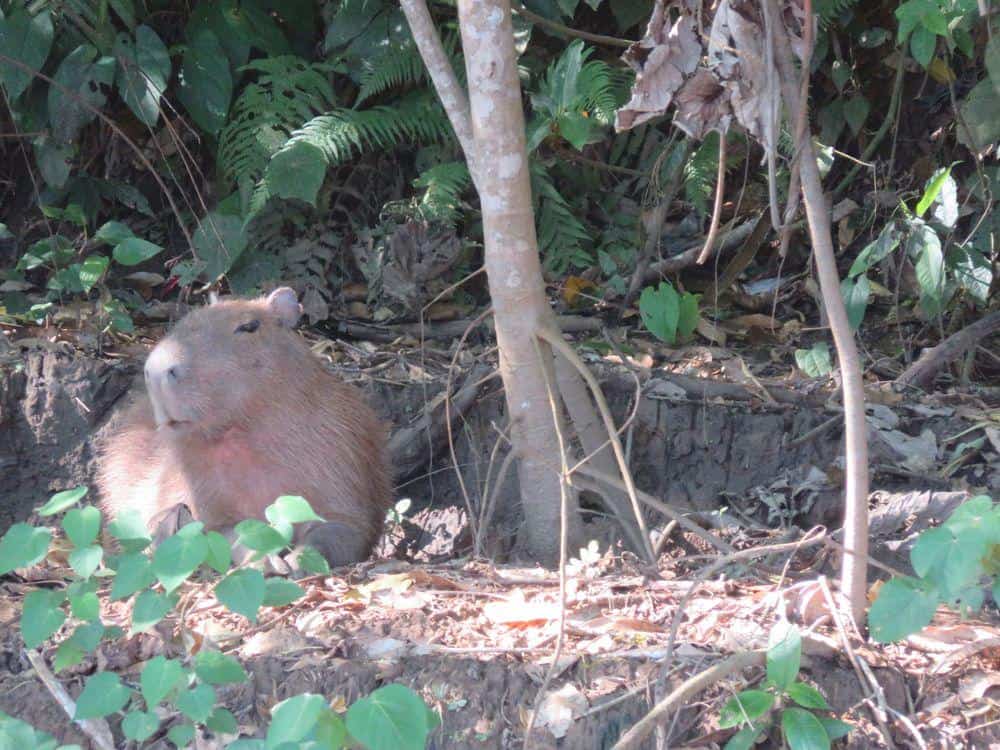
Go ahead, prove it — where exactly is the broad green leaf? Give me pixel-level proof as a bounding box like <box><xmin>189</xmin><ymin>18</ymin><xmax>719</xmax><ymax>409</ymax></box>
<box><xmin>719</xmin><ymin>690</ymin><xmax>774</xmax><ymax>729</ymax></box>
<box><xmin>54</xmin><ymin>622</ymin><xmax>104</xmax><ymax>671</ymax></box>
<box><xmin>215</xmin><ymin>568</ymin><xmax>266</xmax><ymax>622</ymax></box>
<box><xmin>987</xmin><ymin>36</ymin><xmax>1000</xmax><ymax>97</ymax></box>
<box><xmin>858</xmin><ymin>27</ymin><xmax>890</xmax><ymax>48</ymax></box>
<box><xmin>178</xmin><ymin>27</ymin><xmax>232</xmax><ymax>135</ymax></box>
<box><xmin>0</xmin><ymin>524</ymin><xmax>52</xmax><ymax>574</ymax></box>
<box><xmin>34</xmin><ymin>137</ymin><xmax>74</xmax><ymax>188</ymax></box>
<box><xmin>177</xmin><ymin>684</ymin><xmax>216</xmax><ymax>723</ymax></box>
<box><xmin>0</xmin><ymin>9</ymin><xmax>54</xmax><ymax>100</ymax></box>
<box><xmin>915</xmin><ymin>166</ymin><xmax>953</xmax><ymax>218</ymax></box>
<box><xmin>206</xmin><ymin>707</ymin><xmax>239</xmax><ymax>734</ymax></box>
<box><xmin>296</xmin><ymin>545</ymin><xmax>330</xmax><ymax>575</ymax></box>
<box><xmin>192</xmin><ymin>211</ymin><xmax>247</xmax><ymax>281</ymax></box>
<box><xmin>818</xmin><ymin>717</ymin><xmax>854</xmax><ymax>741</ymax></box>
<box><xmin>952</xmin><ymin>245</ymin><xmax>992</xmax><ymax>305</ymax></box>
<box><xmin>63</xmin><ymin>507</ymin><xmax>101</xmax><ymax>548</ymax></box>
<box><xmin>122</xmin><ymin>710</ymin><xmax>160</xmax><ymax>742</ymax></box>
<box><xmin>910</xmin><ymin>25</ymin><xmax>936</xmax><ymax>67</ymax></box>
<box><xmin>639</xmin><ymin>282</ymin><xmax>681</xmax><ymax>344</ymax></box>
<box><xmin>345</xmin><ymin>684</ymin><xmax>438</xmax><ymax>750</ymax></box>
<box><xmin>558</xmin><ymin>111</ymin><xmax>598</xmax><ymax>150</ymax></box>
<box><xmin>49</xmin><ymin>45</ymin><xmax>116</xmax><ymax>143</ymax></box>
<box><xmin>725</xmin><ymin>726</ymin><xmax>765</xmax><ymax>750</ymax></box>
<box><xmin>910</xmin><ymin>225</ymin><xmax>944</xmax><ymax>310</ymax></box>
<box><xmin>677</xmin><ymin>292</ymin><xmax>700</xmax><ymax>340</ymax></box>
<box><xmin>234</xmin><ymin>520</ymin><xmax>288</xmax><ymax>555</ymax></box>
<box><xmin>830</xmin><ymin>60</ymin><xmax>851</xmax><ymax>91</ymax></box>
<box><xmin>113</xmin><ymin>237</ymin><xmax>163</xmax><ymax>266</ymax></box>
<box><xmin>94</xmin><ymin>221</ymin><xmax>135</xmax><ymax>246</ymax></box>
<box><xmin>266</xmin><ymin>496</ymin><xmax>325</xmax><ymax>526</ymax></box>
<box><xmin>912</xmin><ymin>525</ymin><xmax>986</xmax><ymax>597</ymax></box>
<box><xmin>68</xmin><ymin>545</ymin><xmax>103</xmax><ymax>579</ymax></box>
<box><xmin>132</xmin><ymin>590</ymin><xmax>175</xmax><ymax>634</ymax></box>
<box><xmin>767</xmin><ymin>622</ymin><xmax>801</xmax><ymax>691</ymax></box>
<box><xmin>39</xmin><ymin>486</ymin><xmax>89</xmax><ymax>516</ymax></box>
<box><xmin>264</xmin><ymin>142</ymin><xmax>327</xmax><ymax>205</ymax></box>
<box><xmin>110</xmin><ymin>552</ymin><xmax>155</xmax><ymax>600</ymax></box>
<box><xmin>194</xmin><ymin>650</ymin><xmax>248</xmax><ymax>685</ymax></box>
<box><xmin>795</xmin><ymin>342</ymin><xmax>832</xmax><ymax>378</ymax></box>
<box><xmin>78</xmin><ymin>255</ymin><xmax>109</xmax><ymax>292</ymax></box>
<box><xmin>957</xmin><ymin>78</ymin><xmax>1000</xmax><ymax>151</ymax></box>
<box><xmin>849</xmin><ymin>223</ymin><xmax>900</xmax><ymax>277</ymax></box>
<box><xmin>782</xmin><ymin>707</ymin><xmax>830</xmax><ymax>750</ymax></box>
<box><xmin>107</xmin><ymin>508</ymin><xmax>151</xmax><ymax>553</ymax></box>
<box><xmin>869</xmin><ymin>576</ymin><xmax>939</xmax><ymax>642</ymax></box>
<box><xmin>152</xmin><ymin>529</ymin><xmax>208</xmax><ymax>593</ymax></box>
<box><xmin>263</xmin><ymin>578</ymin><xmax>305</xmax><ymax>608</ymax></box>
<box><xmin>21</xmin><ymin>590</ymin><xmax>66</xmax><ymax>648</ymax></box>
<box><xmin>843</xmin><ymin>96</ymin><xmax>869</xmax><ymax>136</ymax></box>
<box><xmin>114</xmin><ymin>25</ymin><xmax>170</xmax><ymax>126</ymax></box>
<box><xmin>265</xmin><ymin>693</ymin><xmax>327</xmax><ymax>748</ymax></box>
<box><xmin>204</xmin><ymin>531</ymin><xmax>233</xmax><ymax>574</ymax></box>
<box><xmin>309</xmin><ymin>709</ymin><xmax>347</xmax><ymax>748</ymax></box>
<box><xmin>167</xmin><ymin>723</ymin><xmax>195</xmax><ymax>747</ymax></box>
<box><xmin>141</xmin><ymin>656</ymin><xmax>185</xmax><ymax>706</ymax></box>
<box><xmin>69</xmin><ymin>589</ymin><xmax>100</xmax><ymax>622</ymax></box>
<box><xmin>73</xmin><ymin>672</ymin><xmax>131</xmax><ymax>720</ymax></box>
<box><xmin>840</xmin><ymin>275</ymin><xmax>869</xmax><ymax>330</ymax></box>
<box><xmin>787</xmin><ymin>682</ymin><xmax>831</xmax><ymax>710</ymax></box>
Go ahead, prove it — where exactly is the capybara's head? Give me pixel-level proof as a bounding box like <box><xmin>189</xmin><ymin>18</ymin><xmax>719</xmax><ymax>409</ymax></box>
<box><xmin>143</xmin><ymin>287</ymin><xmax>306</xmax><ymax>435</ymax></box>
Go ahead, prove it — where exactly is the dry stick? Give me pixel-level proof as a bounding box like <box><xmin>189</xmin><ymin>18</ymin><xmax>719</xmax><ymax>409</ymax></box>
<box><xmin>0</xmin><ymin>54</ymin><xmax>194</xmax><ymax>250</ymax></box>
<box><xmin>770</xmin><ymin>0</ymin><xmax>870</xmax><ymax>624</ymax></box>
<box><xmin>522</xmin><ymin>338</ymin><xmax>573</xmax><ymax>749</ymax></box>
<box><xmin>24</xmin><ymin>649</ymin><xmax>115</xmax><ymax>750</ymax></box>
<box><xmin>695</xmin><ymin>131</ymin><xmax>728</xmax><ymax>265</ymax></box>
<box><xmin>537</xmin><ymin>327</ymin><xmax>656</xmax><ymax>564</ymax></box>
<box><xmin>896</xmin><ymin>310</ymin><xmax>1000</xmax><ymax>391</ymax></box>
<box><xmin>611</xmin><ymin>650</ymin><xmax>767</xmax><ymax>750</ymax></box>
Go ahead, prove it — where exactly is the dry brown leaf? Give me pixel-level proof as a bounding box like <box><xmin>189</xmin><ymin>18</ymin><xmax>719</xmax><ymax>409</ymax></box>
<box><xmin>535</xmin><ymin>683</ymin><xmax>588</xmax><ymax>739</ymax></box>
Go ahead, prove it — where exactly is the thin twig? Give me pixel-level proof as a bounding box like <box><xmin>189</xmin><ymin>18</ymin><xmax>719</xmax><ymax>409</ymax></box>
<box><xmin>512</xmin><ymin>1</ymin><xmax>634</xmax><ymax>48</ymax></box>
<box><xmin>696</xmin><ymin>131</ymin><xmax>728</xmax><ymax>265</ymax></box>
<box><xmin>25</xmin><ymin>649</ymin><xmax>115</xmax><ymax>750</ymax></box>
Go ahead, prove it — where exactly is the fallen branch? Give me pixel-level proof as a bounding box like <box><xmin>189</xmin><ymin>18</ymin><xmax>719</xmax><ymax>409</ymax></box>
<box><xmin>896</xmin><ymin>311</ymin><xmax>1000</xmax><ymax>391</ymax></box>
<box><xmin>25</xmin><ymin>649</ymin><xmax>115</xmax><ymax>750</ymax></box>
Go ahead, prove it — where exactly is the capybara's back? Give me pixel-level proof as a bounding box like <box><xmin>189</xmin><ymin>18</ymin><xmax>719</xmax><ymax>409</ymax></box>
<box><xmin>98</xmin><ymin>287</ymin><xmax>392</xmax><ymax>566</ymax></box>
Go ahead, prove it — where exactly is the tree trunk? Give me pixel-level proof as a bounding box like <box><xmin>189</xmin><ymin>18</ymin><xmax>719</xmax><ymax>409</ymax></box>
<box><xmin>454</xmin><ymin>0</ymin><xmax>582</xmax><ymax>561</ymax></box>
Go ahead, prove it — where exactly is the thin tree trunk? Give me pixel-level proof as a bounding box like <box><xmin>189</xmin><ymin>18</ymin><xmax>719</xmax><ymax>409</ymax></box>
<box><xmin>770</xmin><ymin>2</ymin><xmax>870</xmax><ymax>624</ymax></box>
<box><xmin>454</xmin><ymin>0</ymin><xmax>582</xmax><ymax>561</ymax></box>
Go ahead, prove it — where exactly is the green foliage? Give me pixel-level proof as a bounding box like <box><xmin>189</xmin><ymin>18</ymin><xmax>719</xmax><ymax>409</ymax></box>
<box><xmin>720</xmin><ymin>623</ymin><xmax>852</xmax><ymax>749</ymax></box>
<box><xmin>795</xmin><ymin>343</ymin><xmax>833</xmax><ymax>378</ymax></box>
<box><xmin>413</xmin><ymin>162</ymin><xmax>472</xmax><ymax>225</ymax></box>
<box><xmin>0</xmin><ymin>488</ymin><xmax>438</xmax><ymax>748</ymax></box>
<box><xmin>638</xmin><ymin>281</ymin><xmax>699</xmax><ymax>345</ymax></box>
<box><xmin>895</xmin><ymin>0</ymin><xmax>978</xmax><ymax>68</ymax></box>
<box><xmin>870</xmin><ymin>495</ymin><xmax>1000</xmax><ymax>643</ymax></box>
<box><xmin>530</xmin><ymin>162</ymin><xmax>593</xmax><ymax>273</ymax></box>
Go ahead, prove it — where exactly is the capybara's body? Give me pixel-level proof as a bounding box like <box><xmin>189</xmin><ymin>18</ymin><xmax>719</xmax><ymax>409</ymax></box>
<box><xmin>98</xmin><ymin>287</ymin><xmax>392</xmax><ymax>566</ymax></box>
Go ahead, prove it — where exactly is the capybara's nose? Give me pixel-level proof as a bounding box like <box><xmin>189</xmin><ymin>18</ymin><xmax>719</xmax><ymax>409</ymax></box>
<box><xmin>144</xmin><ymin>343</ymin><xmax>188</xmax><ymax>388</ymax></box>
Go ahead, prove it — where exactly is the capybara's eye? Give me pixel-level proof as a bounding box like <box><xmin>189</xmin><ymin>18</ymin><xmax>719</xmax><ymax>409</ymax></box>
<box><xmin>234</xmin><ymin>320</ymin><xmax>260</xmax><ymax>334</ymax></box>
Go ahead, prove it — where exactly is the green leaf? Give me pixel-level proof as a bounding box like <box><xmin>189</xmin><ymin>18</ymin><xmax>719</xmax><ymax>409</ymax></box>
<box><xmin>178</xmin><ymin>27</ymin><xmax>232</xmax><ymax>135</ymax></box>
<box><xmin>677</xmin><ymin>292</ymin><xmax>700</xmax><ymax>340</ymax></box>
<box><xmin>204</xmin><ymin>531</ymin><xmax>233</xmax><ymax>574</ymax></box>
<box><xmin>215</xmin><ymin>568</ymin><xmax>266</xmax><ymax>622</ymax></box>
<box><xmin>781</xmin><ymin>707</ymin><xmax>830</xmax><ymax>750</ymax></box>
<box><xmin>295</xmin><ymin>545</ymin><xmax>330</xmax><ymax>575</ymax></box>
<box><xmin>68</xmin><ymin>545</ymin><xmax>103</xmax><ymax>579</ymax></box>
<box><xmin>345</xmin><ymin>684</ymin><xmax>438</xmax><ymax>750</ymax></box>
<box><xmin>916</xmin><ymin>166</ymin><xmax>953</xmax><ymax>218</ymax></box>
<box><xmin>177</xmin><ymin>684</ymin><xmax>216</xmax><ymax>723</ymax></box>
<box><xmin>167</xmin><ymin>723</ymin><xmax>195</xmax><ymax>747</ymax></box>
<box><xmin>94</xmin><ymin>221</ymin><xmax>135</xmax><ymax>246</ymax></box>
<box><xmin>107</xmin><ymin>509</ymin><xmax>151</xmax><ymax>553</ymax></box>
<box><xmin>63</xmin><ymin>507</ymin><xmax>101</xmax><ymax>548</ymax></box>
<box><xmin>206</xmin><ymin>707</ymin><xmax>239</xmax><ymax>734</ymax></box>
<box><xmin>817</xmin><ymin>717</ymin><xmax>854</xmax><ymax>741</ymax></box>
<box><xmin>132</xmin><ymin>590</ymin><xmax>175</xmax><ymax>634</ymax></box>
<box><xmin>113</xmin><ymin>237</ymin><xmax>163</xmax><ymax>266</ymax></box>
<box><xmin>848</xmin><ymin>223</ymin><xmax>900</xmax><ymax>277</ymax></box>
<box><xmin>910</xmin><ymin>25</ymin><xmax>936</xmax><ymax>67</ymax></box>
<box><xmin>840</xmin><ymin>275</ymin><xmax>870</xmax><ymax>331</ymax></box>
<box><xmin>78</xmin><ymin>255</ymin><xmax>109</xmax><ymax>292</ymax></box>
<box><xmin>69</xmin><ymin>589</ymin><xmax>100</xmax><ymax>622</ymax></box>
<box><xmin>266</xmin><ymin>496</ymin><xmax>325</xmax><ymax>526</ymax></box>
<box><xmin>192</xmin><ymin>212</ymin><xmax>248</xmax><ymax>281</ymax></box>
<box><xmin>110</xmin><ymin>552</ymin><xmax>156</xmax><ymax>600</ymax></box>
<box><xmin>152</xmin><ymin>529</ymin><xmax>209</xmax><ymax>593</ymax></box>
<box><xmin>830</xmin><ymin>60</ymin><xmax>851</xmax><ymax>91</ymax></box>
<box><xmin>73</xmin><ymin>672</ymin><xmax>132</xmax><ymax>720</ymax></box>
<box><xmin>639</xmin><ymin>282</ymin><xmax>681</xmax><ymax>344</ymax></box>
<box><xmin>39</xmin><ymin>487</ymin><xmax>89</xmax><ymax>516</ymax></box>
<box><xmin>843</xmin><ymin>96</ymin><xmax>869</xmax><ymax>136</ymax></box>
<box><xmin>910</xmin><ymin>225</ymin><xmax>944</xmax><ymax>311</ymax></box>
<box><xmin>21</xmin><ymin>590</ymin><xmax>66</xmax><ymax>648</ymax></box>
<box><xmin>263</xmin><ymin>578</ymin><xmax>305</xmax><ymax>608</ymax></box>
<box><xmin>795</xmin><ymin>343</ymin><xmax>833</xmax><ymax>378</ymax></box>
<box><xmin>911</xmin><ymin>525</ymin><xmax>985</xmax><ymax>597</ymax></box>
<box><xmin>869</xmin><ymin>576</ymin><xmax>939</xmax><ymax>643</ymax></box>
<box><xmin>34</xmin><ymin>137</ymin><xmax>74</xmax><ymax>189</ymax></box>
<box><xmin>234</xmin><ymin>520</ymin><xmax>288</xmax><ymax>555</ymax></box>
<box><xmin>0</xmin><ymin>524</ymin><xmax>52</xmax><ymax>574</ymax></box>
<box><xmin>986</xmin><ymin>36</ymin><xmax>1000</xmax><ymax>96</ymax></box>
<box><xmin>194</xmin><ymin>650</ymin><xmax>248</xmax><ymax>685</ymax></box>
<box><xmin>264</xmin><ymin>142</ymin><xmax>328</xmax><ymax>205</ymax></box>
<box><xmin>55</xmin><ymin>622</ymin><xmax>105</xmax><ymax>671</ymax></box>
<box><xmin>858</xmin><ymin>27</ymin><xmax>890</xmax><ymax>48</ymax></box>
<box><xmin>114</xmin><ymin>25</ymin><xmax>170</xmax><ymax>127</ymax></box>
<box><xmin>0</xmin><ymin>9</ymin><xmax>54</xmax><ymax>100</ymax></box>
<box><xmin>141</xmin><ymin>656</ymin><xmax>185</xmax><ymax>706</ymax></box>
<box><xmin>122</xmin><ymin>710</ymin><xmax>160</xmax><ymax>742</ymax></box>
<box><xmin>725</xmin><ymin>725</ymin><xmax>765</xmax><ymax>750</ymax></box>
<box><xmin>310</xmin><ymin>708</ymin><xmax>347</xmax><ymax>747</ymax></box>
<box><xmin>767</xmin><ymin>622</ymin><xmax>801</xmax><ymax>691</ymax></box>
<box><xmin>787</xmin><ymin>682</ymin><xmax>831</xmax><ymax>710</ymax></box>
<box><xmin>49</xmin><ymin>45</ymin><xmax>116</xmax><ymax>143</ymax></box>
<box><xmin>719</xmin><ymin>690</ymin><xmax>775</xmax><ymax>728</ymax></box>
<box><xmin>265</xmin><ymin>693</ymin><xmax>327</xmax><ymax>747</ymax></box>
<box><xmin>558</xmin><ymin>111</ymin><xmax>598</xmax><ymax>150</ymax></box>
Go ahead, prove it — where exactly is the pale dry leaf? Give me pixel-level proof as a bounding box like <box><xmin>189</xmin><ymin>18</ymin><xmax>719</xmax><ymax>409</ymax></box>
<box><xmin>535</xmin><ymin>683</ymin><xmax>588</xmax><ymax>739</ymax></box>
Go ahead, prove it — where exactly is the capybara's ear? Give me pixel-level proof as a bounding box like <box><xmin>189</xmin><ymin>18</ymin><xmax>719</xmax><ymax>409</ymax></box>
<box><xmin>266</xmin><ymin>287</ymin><xmax>302</xmax><ymax>327</ymax></box>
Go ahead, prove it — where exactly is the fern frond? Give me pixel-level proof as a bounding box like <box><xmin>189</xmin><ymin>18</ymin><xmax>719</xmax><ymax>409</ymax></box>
<box><xmin>218</xmin><ymin>56</ymin><xmax>335</xmax><ymax>188</ymax></box>
<box><xmin>355</xmin><ymin>31</ymin><xmax>462</xmax><ymax>105</ymax></box>
<box><xmin>530</xmin><ymin>161</ymin><xmax>593</xmax><ymax>273</ymax></box>
<box><xmin>413</xmin><ymin>161</ymin><xmax>471</xmax><ymax>224</ymax></box>
<box><xmin>684</xmin><ymin>132</ymin><xmax>720</xmax><ymax>216</ymax></box>
<box><xmin>814</xmin><ymin>0</ymin><xmax>861</xmax><ymax>26</ymax></box>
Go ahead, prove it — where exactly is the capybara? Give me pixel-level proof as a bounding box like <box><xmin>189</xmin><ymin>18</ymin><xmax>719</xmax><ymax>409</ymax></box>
<box><xmin>97</xmin><ymin>287</ymin><xmax>392</xmax><ymax>566</ymax></box>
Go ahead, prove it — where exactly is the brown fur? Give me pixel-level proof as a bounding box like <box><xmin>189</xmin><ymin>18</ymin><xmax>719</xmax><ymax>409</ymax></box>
<box><xmin>97</xmin><ymin>289</ymin><xmax>392</xmax><ymax>566</ymax></box>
